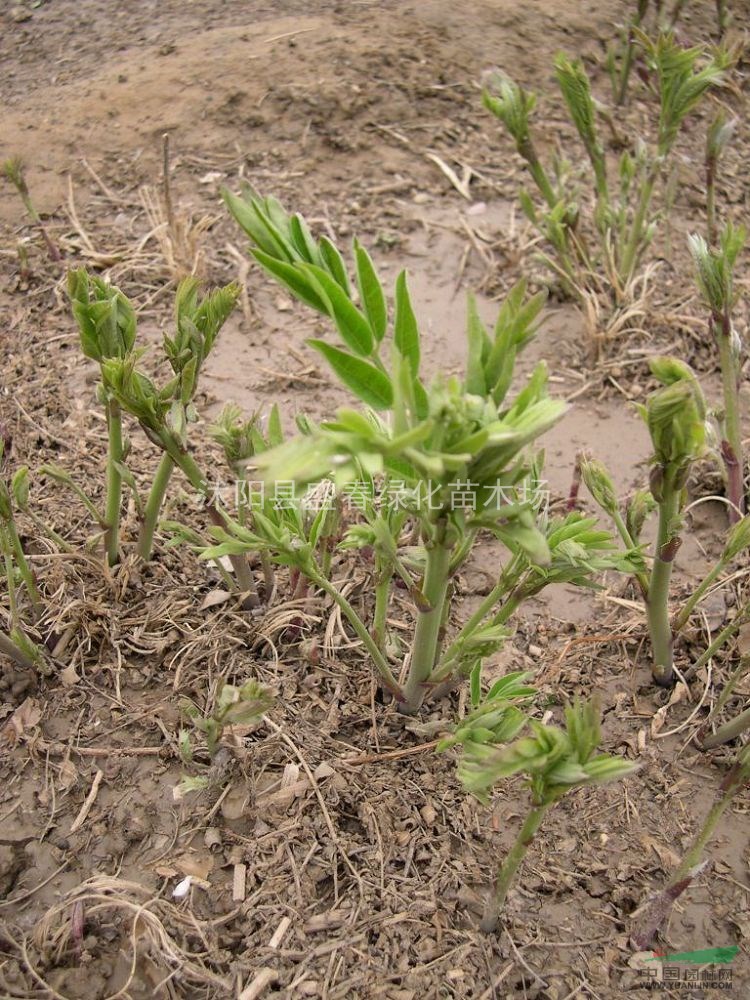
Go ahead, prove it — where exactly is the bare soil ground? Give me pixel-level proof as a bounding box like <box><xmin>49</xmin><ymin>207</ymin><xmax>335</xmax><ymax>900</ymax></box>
<box><xmin>1</xmin><ymin>0</ymin><xmax>750</xmax><ymax>997</ymax></box>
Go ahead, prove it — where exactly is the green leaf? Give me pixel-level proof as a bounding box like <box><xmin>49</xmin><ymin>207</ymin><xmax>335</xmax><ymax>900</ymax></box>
<box><xmin>307</xmin><ymin>340</ymin><xmax>393</xmax><ymax>409</ymax></box>
<box><xmin>289</xmin><ymin>214</ymin><xmax>321</xmax><ymax>264</ymax></box>
<box><xmin>465</xmin><ymin>293</ymin><xmax>488</xmax><ymax>395</ymax></box>
<box><xmin>394</xmin><ymin>271</ymin><xmax>420</xmax><ymax>375</ymax></box>
<box><xmin>267</xmin><ymin>403</ymin><xmax>283</xmax><ymax>448</ymax></box>
<box><xmin>319</xmin><ymin>237</ymin><xmax>351</xmax><ymax>294</ymax></box>
<box><xmin>300</xmin><ymin>264</ymin><xmax>374</xmax><ymax>356</ymax></box>
<box><xmin>251</xmin><ymin>250</ymin><xmax>327</xmax><ymax>313</ymax></box>
<box><xmin>354</xmin><ymin>240</ymin><xmax>387</xmax><ymax>342</ymax></box>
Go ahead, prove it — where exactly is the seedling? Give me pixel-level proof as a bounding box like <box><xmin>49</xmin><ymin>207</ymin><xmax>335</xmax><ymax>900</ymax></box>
<box><xmin>633</xmin><ymin>742</ymin><xmax>750</xmax><ymax>948</ymax></box>
<box><xmin>582</xmin><ymin>358</ymin><xmax>750</xmax><ymax>684</ymax></box>
<box><xmin>2</xmin><ymin>156</ymin><xmax>61</xmax><ymax>263</ymax></box>
<box><xmin>606</xmin><ymin>0</ymin><xmax>649</xmax><ymax>106</ymax></box>
<box><xmin>485</xmin><ymin>35</ymin><xmax>728</xmax><ymax>346</ymax></box>
<box><xmin>67</xmin><ymin>271</ymin><xmax>245</xmax><ymax>581</ymax></box>
<box><xmin>215</xmin><ymin>190</ymin><xmax>630</xmax><ymax>712</ymax></box>
<box><xmin>136</xmin><ymin>276</ymin><xmax>240</xmax><ymax>560</ymax></box>
<box><xmin>0</xmin><ymin>445</ymin><xmax>44</xmax><ymax>671</ymax></box>
<box><xmin>178</xmin><ymin>680</ymin><xmax>273</xmax><ymax>795</ymax></box>
<box><xmin>447</xmin><ymin>695</ymin><xmax>637</xmax><ymax>930</ymax></box>
<box><xmin>689</xmin><ymin>222</ymin><xmax>745</xmax><ymax>522</ymax></box>
<box><xmin>68</xmin><ymin>269</ymin><xmax>137</xmax><ymax>566</ymax></box>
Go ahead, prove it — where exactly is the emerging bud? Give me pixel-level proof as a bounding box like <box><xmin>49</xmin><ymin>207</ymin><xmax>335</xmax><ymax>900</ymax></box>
<box><xmin>580</xmin><ymin>456</ymin><xmax>618</xmax><ymax>515</ymax></box>
<box><xmin>642</xmin><ymin>357</ymin><xmax>707</xmax><ymax>472</ymax></box>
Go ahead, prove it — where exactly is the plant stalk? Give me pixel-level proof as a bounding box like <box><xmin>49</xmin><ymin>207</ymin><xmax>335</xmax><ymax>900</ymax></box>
<box><xmin>481</xmin><ymin>800</ymin><xmax>551</xmax><ymax>932</ymax></box>
<box><xmin>372</xmin><ymin>553</ymin><xmax>391</xmax><ymax>655</ymax></box>
<box><xmin>648</xmin><ymin>476</ymin><xmax>680</xmax><ymax>685</ymax></box>
<box><xmin>104</xmin><ymin>397</ymin><xmax>124</xmax><ymax>567</ymax></box>
<box><xmin>0</xmin><ymin>627</ymin><xmax>37</xmax><ymax>671</ymax></box>
<box><xmin>715</xmin><ymin>314</ymin><xmax>744</xmax><ymax>522</ymax></box>
<box><xmin>400</xmin><ymin>530</ymin><xmax>454</xmax><ymax>714</ymax></box>
<box><xmin>305</xmin><ymin>563</ymin><xmax>403</xmax><ymax>701</ymax></box>
<box><xmin>620</xmin><ymin>166</ymin><xmax>657</xmax><ymax>283</ymax></box>
<box><xmin>701</xmin><ymin>705</ymin><xmax>750</xmax><ymax>748</ymax></box>
<box><xmin>137</xmin><ymin>453</ymin><xmax>175</xmax><ymax>561</ymax></box>
<box><xmin>5</xmin><ymin>520</ymin><xmax>42</xmax><ymax>616</ymax></box>
<box><xmin>520</xmin><ymin>140</ymin><xmax>557</xmax><ymax>210</ymax></box>
<box><xmin>633</xmin><ymin>750</ymin><xmax>750</xmax><ymax>948</ymax></box>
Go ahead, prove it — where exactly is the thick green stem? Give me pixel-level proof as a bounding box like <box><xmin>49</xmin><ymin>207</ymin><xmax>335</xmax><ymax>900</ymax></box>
<box><xmin>372</xmin><ymin>554</ymin><xmax>391</xmax><ymax>655</ymax></box>
<box><xmin>716</xmin><ymin>315</ymin><xmax>744</xmax><ymax>522</ymax></box>
<box><xmin>0</xmin><ymin>627</ymin><xmax>37</xmax><ymax>671</ymax></box>
<box><xmin>702</xmin><ymin>706</ymin><xmax>750</xmax><ymax>748</ymax></box>
<box><xmin>400</xmin><ymin>532</ymin><xmax>454</xmax><ymax>714</ymax></box>
<box><xmin>305</xmin><ymin>563</ymin><xmax>403</xmax><ymax>701</ymax></box>
<box><xmin>137</xmin><ymin>453</ymin><xmax>175</xmax><ymax>561</ymax></box>
<box><xmin>481</xmin><ymin>800</ymin><xmax>551</xmax><ymax>932</ymax></box>
<box><xmin>104</xmin><ymin>397</ymin><xmax>124</xmax><ymax>567</ymax></box>
<box><xmin>648</xmin><ymin>480</ymin><xmax>680</xmax><ymax>685</ymax></box>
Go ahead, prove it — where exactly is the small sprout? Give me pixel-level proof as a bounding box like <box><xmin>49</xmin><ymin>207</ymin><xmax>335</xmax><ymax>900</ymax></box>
<box><xmin>689</xmin><ymin>225</ymin><xmax>745</xmax><ymax>520</ymax></box>
<box><xmin>452</xmin><ymin>697</ymin><xmax>637</xmax><ymax>930</ymax></box>
<box><xmin>2</xmin><ymin>156</ymin><xmax>61</xmax><ymax>262</ymax></box>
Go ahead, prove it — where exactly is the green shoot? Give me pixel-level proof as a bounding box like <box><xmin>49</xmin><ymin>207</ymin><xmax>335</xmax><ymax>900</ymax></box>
<box><xmin>178</xmin><ymin>680</ymin><xmax>273</xmax><ymax>796</ymax></box>
<box><xmin>451</xmin><ymin>696</ymin><xmax>637</xmax><ymax>930</ymax></box>
<box><xmin>610</xmin><ymin>0</ymin><xmax>649</xmax><ymax>106</ymax></box>
<box><xmin>2</xmin><ymin>156</ymin><xmax>61</xmax><ymax>263</ymax></box>
<box><xmin>632</xmin><ymin>743</ymin><xmax>750</xmax><ymax>948</ymax></box>
<box><xmin>486</xmin><ymin>34</ymin><xmax>727</xmax><ymax>336</ymax></box>
<box><xmin>181</xmin><ymin>679</ymin><xmax>273</xmax><ymax>759</ymax></box>
<box><xmin>68</xmin><ymin>269</ymin><xmax>137</xmax><ymax>566</ymax></box>
<box><xmin>689</xmin><ymin>223</ymin><xmax>746</xmax><ymax>522</ymax></box>
<box><xmin>218</xmin><ymin>190</ymin><xmax>630</xmax><ymax>712</ymax></box>
<box><xmin>582</xmin><ymin>358</ymin><xmax>714</xmax><ymax>684</ymax></box>
<box><xmin>0</xmin><ymin>445</ymin><xmax>44</xmax><ymax>670</ymax></box>
<box><xmin>136</xmin><ymin>277</ymin><xmax>240</xmax><ymax>560</ymax></box>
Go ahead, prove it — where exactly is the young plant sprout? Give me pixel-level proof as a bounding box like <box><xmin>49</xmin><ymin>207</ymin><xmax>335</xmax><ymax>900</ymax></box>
<box><xmin>446</xmin><ymin>695</ymin><xmax>637</xmax><ymax>931</ymax></box>
<box><xmin>0</xmin><ymin>445</ymin><xmax>44</xmax><ymax>671</ymax></box>
<box><xmin>137</xmin><ymin>277</ymin><xmax>240</xmax><ymax>560</ymax></box>
<box><xmin>178</xmin><ymin>680</ymin><xmax>273</xmax><ymax>795</ymax></box>
<box><xmin>484</xmin><ymin>34</ymin><xmax>727</xmax><ymax>327</ymax></box>
<box><xmin>705</xmin><ymin>113</ymin><xmax>735</xmax><ymax>244</ymax></box>
<box><xmin>606</xmin><ymin>0</ymin><xmax>649</xmax><ymax>106</ymax></box>
<box><xmin>689</xmin><ymin>222</ymin><xmax>745</xmax><ymax>522</ymax></box>
<box><xmin>2</xmin><ymin>156</ymin><xmax>61</xmax><ymax>263</ymax></box>
<box><xmin>68</xmin><ymin>269</ymin><xmax>137</xmax><ymax>566</ymax></box>
<box><xmin>633</xmin><ymin>742</ymin><xmax>750</xmax><ymax>948</ymax></box>
<box><xmin>582</xmin><ymin>359</ymin><xmax>750</xmax><ymax>685</ymax></box>
<box><xmin>215</xmin><ymin>190</ymin><xmax>630</xmax><ymax>713</ymax></box>
<box><xmin>67</xmin><ymin>271</ymin><xmax>247</xmax><ymax>581</ymax></box>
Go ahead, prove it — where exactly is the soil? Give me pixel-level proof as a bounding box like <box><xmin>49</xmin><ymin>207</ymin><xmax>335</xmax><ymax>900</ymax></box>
<box><xmin>1</xmin><ymin>0</ymin><xmax>750</xmax><ymax>998</ymax></box>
